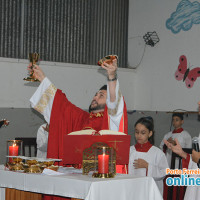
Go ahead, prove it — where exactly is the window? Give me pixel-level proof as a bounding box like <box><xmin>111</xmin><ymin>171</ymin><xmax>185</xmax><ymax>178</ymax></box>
<box><xmin>0</xmin><ymin>0</ymin><xmax>128</xmax><ymax>67</ymax></box>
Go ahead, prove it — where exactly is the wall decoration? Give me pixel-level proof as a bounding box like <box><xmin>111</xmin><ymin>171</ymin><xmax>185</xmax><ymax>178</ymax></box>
<box><xmin>143</xmin><ymin>32</ymin><xmax>160</xmax><ymax>47</ymax></box>
<box><xmin>128</xmin><ymin>31</ymin><xmax>159</xmax><ymax>69</ymax></box>
<box><xmin>166</xmin><ymin>0</ymin><xmax>200</xmax><ymax>34</ymax></box>
<box><xmin>175</xmin><ymin>55</ymin><xmax>200</xmax><ymax>88</ymax></box>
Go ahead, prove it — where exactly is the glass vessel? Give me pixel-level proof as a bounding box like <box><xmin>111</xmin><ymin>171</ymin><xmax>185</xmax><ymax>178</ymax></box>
<box><xmin>7</xmin><ymin>140</ymin><xmax>23</xmax><ymax>163</ymax></box>
<box><xmin>92</xmin><ymin>146</ymin><xmax>116</xmax><ymax>178</ymax></box>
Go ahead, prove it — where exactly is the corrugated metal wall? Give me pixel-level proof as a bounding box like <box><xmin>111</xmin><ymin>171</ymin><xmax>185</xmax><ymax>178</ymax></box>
<box><xmin>0</xmin><ymin>0</ymin><xmax>21</xmax><ymax>58</ymax></box>
<box><xmin>0</xmin><ymin>0</ymin><xmax>128</xmax><ymax>67</ymax></box>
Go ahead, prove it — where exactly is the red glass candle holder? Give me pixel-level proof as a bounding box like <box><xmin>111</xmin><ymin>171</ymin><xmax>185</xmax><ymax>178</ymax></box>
<box><xmin>7</xmin><ymin>140</ymin><xmax>22</xmax><ymax>163</ymax></box>
<box><xmin>92</xmin><ymin>146</ymin><xmax>116</xmax><ymax>178</ymax></box>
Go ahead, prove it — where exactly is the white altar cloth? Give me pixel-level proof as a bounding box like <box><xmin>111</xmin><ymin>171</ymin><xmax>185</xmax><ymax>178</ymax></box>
<box><xmin>0</xmin><ymin>166</ymin><xmax>163</xmax><ymax>200</ymax></box>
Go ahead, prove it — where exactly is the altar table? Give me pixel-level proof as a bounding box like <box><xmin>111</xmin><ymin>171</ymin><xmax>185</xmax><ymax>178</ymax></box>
<box><xmin>0</xmin><ymin>165</ymin><xmax>163</xmax><ymax>200</ymax></box>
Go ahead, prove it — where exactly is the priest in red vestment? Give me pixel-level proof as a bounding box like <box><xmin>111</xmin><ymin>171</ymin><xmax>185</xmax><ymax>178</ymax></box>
<box><xmin>29</xmin><ymin>58</ymin><xmax>128</xmax><ymax>200</ymax></box>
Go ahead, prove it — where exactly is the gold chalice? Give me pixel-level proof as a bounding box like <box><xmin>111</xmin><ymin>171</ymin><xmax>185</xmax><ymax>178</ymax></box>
<box><xmin>43</xmin><ymin>160</ymin><xmax>55</xmax><ymax>167</ymax></box>
<box><xmin>26</xmin><ymin>159</ymin><xmax>38</xmax><ymax>166</ymax></box>
<box><xmin>23</xmin><ymin>53</ymin><xmax>40</xmax><ymax>82</ymax></box>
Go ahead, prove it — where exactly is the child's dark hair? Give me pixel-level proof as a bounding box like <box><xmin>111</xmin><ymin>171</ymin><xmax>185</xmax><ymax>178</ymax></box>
<box><xmin>172</xmin><ymin>113</ymin><xmax>184</xmax><ymax>120</ymax></box>
<box><xmin>134</xmin><ymin>116</ymin><xmax>155</xmax><ymax>145</ymax></box>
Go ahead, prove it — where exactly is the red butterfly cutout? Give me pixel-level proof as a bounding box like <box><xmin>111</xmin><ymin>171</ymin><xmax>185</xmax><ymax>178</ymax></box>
<box><xmin>175</xmin><ymin>55</ymin><xmax>200</xmax><ymax>88</ymax></box>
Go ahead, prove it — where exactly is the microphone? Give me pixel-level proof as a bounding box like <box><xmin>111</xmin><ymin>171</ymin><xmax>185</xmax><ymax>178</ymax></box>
<box><xmin>192</xmin><ymin>137</ymin><xmax>200</xmax><ymax>168</ymax></box>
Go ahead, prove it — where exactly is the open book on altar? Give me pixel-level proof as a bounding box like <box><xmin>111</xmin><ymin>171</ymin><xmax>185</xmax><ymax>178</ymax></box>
<box><xmin>68</xmin><ymin>129</ymin><xmax>126</xmax><ymax>135</ymax></box>
<box><xmin>63</xmin><ymin>130</ymin><xmax>131</xmax><ymax>165</ymax></box>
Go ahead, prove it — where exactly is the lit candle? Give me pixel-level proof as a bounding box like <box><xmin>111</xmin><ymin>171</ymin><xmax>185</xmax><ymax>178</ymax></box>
<box><xmin>98</xmin><ymin>154</ymin><xmax>109</xmax><ymax>174</ymax></box>
<box><xmin>9</xmin><ymin>143</ymin><xmax>19</xmax><ymax>162</ymax></box>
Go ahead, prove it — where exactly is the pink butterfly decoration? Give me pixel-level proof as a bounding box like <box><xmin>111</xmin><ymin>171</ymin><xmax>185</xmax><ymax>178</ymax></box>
<box><xmin>175</xmin><ymin>55</ymin><xmax>200</xmax><ymax>88</ymax></box>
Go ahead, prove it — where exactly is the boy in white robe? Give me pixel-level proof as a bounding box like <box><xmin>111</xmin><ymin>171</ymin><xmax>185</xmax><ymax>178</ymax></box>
<box><xmin>160</xmin><ymin>113</ymin><xmax>192</xmax><ymax>168</ymax></box>
<box><xmin>129</xmin><ymin>117</ymin><xmax>169</xmax><ymax>196</ymax></box>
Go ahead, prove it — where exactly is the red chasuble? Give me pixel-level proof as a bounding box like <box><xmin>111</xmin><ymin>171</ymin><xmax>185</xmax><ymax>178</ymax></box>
<box><xmin>43</xmin><ymin>89</ymin><xmax>128</xmax><ymax>200</ymax></box>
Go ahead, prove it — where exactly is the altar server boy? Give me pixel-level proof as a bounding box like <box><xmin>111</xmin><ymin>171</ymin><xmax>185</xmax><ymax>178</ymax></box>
<box><xmin>160</xmin><ymin>113</ymin><xmax>192</xmax><ymax>168</ymax></box>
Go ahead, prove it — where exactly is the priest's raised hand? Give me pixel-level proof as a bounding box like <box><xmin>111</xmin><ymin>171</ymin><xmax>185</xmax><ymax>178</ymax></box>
<box><xmin>27</xmin><ymin>63</ymin><xmax>45</xmax><ymax>82</ymax></box>
<box><xmin>101</xmin><ymin>58</ymin><xmax>118</xmax><ymax>103</ymax></box>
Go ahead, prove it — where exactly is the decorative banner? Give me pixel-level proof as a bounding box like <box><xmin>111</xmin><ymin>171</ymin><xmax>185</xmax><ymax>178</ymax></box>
<box><xmin>175</xmin><ymin>55</ymin><xmax>200</xmax><ymax>88</ymax></box>
<box><xmin>166</xmin><ymin>0</ymin><xmax>200</xmax><ymax>34</ymax></box>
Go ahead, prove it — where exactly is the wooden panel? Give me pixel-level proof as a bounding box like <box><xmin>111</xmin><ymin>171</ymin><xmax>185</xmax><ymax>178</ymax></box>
<box><xmin>6</xmin><ymin>188</ymin><xmax>42</xmax><ymax>200</ymax></box>
<box><xmin>71</xmin><ymin>199</ymin><xmax>82</xmax><ymax>200</ymax></box>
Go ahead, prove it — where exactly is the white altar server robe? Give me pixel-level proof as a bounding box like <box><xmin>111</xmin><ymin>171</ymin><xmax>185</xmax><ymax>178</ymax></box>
<box><xmin>128</xmin><ymin>145</ymin><xmax>169</xmax><ymax>196</ymax></box>
<box><xmin>36</xmin><ymin>124</ymin><xmax>49</xmax><ymax>158</ymax></box>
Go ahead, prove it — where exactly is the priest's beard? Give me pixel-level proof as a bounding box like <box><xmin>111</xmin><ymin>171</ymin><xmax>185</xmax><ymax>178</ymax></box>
<box><xmin>89</xmin><ymin>101</ymin><xmax>106</xmax><ymax>113</ymax></box>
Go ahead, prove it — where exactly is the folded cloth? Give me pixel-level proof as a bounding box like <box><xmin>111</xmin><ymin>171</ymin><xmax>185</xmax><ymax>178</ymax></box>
<box><xmin>58</xmin><ymin>167</ymin><xmax>83</xmax><ymax>174</ymax></box>
<box><xmin>42</xmin><ymin>168</ymin><xmax>65</xmax><ymax>175</ymax></box>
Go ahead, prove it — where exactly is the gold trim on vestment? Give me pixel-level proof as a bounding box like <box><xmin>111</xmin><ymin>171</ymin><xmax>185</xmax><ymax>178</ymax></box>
<box><xmin>89</xmin><ymin>112</ymin><xmax>104</xmax><ymax>118</ymax></box>
<box><xmin>34</xmin><ymin>84</ymin><xmax>57</xmax><ymax>113</ymax></box>
<box><xmin>107</xmin><ymin>89</ymin><xmax>122</xmax><ymax>116</ymax></box>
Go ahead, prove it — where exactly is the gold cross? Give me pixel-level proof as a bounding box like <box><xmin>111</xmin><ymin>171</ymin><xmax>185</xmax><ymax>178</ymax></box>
<box><xmin>108</xmin><ymin>140</ymin><xmax>123</xmax><ymax>151</ymax></box>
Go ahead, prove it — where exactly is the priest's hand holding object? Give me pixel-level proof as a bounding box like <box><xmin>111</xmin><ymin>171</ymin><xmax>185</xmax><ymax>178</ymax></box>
<box><xmin>24</xmin><ymin>53</ymin><xmax>41</xmax><ymax>82</ymax></box>
<box><xmin>99</xmin><ymin>55</ymin><xmax>118</xmax><ymax>81</ymax></box>
<box><xmin>28</xmin><ymin>64</ymin><xmax>46</xmax><ymax>82</ymax></box>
